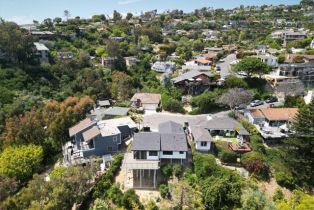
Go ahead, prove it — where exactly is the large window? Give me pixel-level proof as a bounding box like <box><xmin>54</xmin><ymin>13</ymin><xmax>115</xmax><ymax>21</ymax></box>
<box><xmin>201</xmin><ymin>141</ymin><xmax>207</xmax><ymax>147</ymax></box>
<box><xmin>149</xmin><ymin>151</ymin><xmax>158</xmax><ymax>156</ymax></box>
<box><xmin>179</xmin><ymin>151</ymin><xmax>184</xmax><ymax>154</ymax></box>
<box><xmin>163</xmin><ymin>151</ymin><xmax>173</xmax><ymax>155</ymax></box>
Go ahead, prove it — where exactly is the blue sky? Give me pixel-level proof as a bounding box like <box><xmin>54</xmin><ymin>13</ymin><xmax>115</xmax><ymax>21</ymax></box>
<box><xmin>0</xmin><ymin>0</ymin><xmax>300</xmax><ymax>24</ymax></box>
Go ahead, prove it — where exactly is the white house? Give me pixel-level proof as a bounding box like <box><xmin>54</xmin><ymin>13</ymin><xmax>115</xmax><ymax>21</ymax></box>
<box><xmin>254</xmin><ymin>54</ymin><xmax>278</xmax><ymax>67</ymax></box>
<box><xmin>151</xmin><ymin>61</ymin><xmax>176</xmax><ymax>73</ymax></box>
<box><xmin>34</xmin><ymin>42</ymin><xmax>49</xmax><ymax>63</ymax></box>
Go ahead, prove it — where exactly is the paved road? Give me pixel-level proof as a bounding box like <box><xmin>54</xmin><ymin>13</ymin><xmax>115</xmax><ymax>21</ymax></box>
<box><xmin>217</xmin><ymin>53</ymin><xmax>237</xmax><ymax>79</ymax></box>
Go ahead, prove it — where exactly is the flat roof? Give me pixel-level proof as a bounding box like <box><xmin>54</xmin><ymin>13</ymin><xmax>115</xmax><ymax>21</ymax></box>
<box><xmin>103</xmin><ymin>107</ymin><xmax>129</xmax><ymax>116</ymax></box>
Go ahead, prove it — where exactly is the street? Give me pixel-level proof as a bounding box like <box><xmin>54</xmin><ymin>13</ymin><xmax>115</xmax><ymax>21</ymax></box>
<box><xmin>216</xmin><ymin>53</ymin><xmax>237</xmax><ymax>79</ymax></box>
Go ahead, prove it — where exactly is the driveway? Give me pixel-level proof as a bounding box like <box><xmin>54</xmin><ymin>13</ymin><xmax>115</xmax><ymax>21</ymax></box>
<box><xmin>142</xmin><ymin>111</ymin><xmax>229</xmax><ymax>131</ymax></box>
<box><xmin>217</xmin><ymin>53</ymin><xmax>237</xmax><ymax>79</ymax></box>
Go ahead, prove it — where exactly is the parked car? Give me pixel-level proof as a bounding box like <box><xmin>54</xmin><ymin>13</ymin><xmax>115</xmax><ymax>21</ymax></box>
<box><xmin>265</xmin><ymin>97</ymin><xmax>278</xmax><ymax>103</ymax></box>
<box><xmin>235</xmin><ymin>104</ymin><xmax>247</xmax><ymax>110</ymax></box>
<box><xmin>237</xmin><ymin>71</ymin><xmax>248</xmax><ymax>77</ymax></box>
<box><xmin>250</xmin><ymin>100</ymin><xmax>264</xmax><ymax>107</ymax></box>
<box><xmin>216</xmin><ymin>66</ymin><xmax>221</xmax><ymax>71</ymax></box>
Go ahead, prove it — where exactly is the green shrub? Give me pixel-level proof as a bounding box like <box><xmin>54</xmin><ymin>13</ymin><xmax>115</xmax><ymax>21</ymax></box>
<box><xmin>159</xmin><ymin>184</ymin><xmax>169</xmax><ymax>199</ymax></box>
<box><xmin>172</xmin><ymin>164</ymin><xmax>182</xmax><ymax>177</ymax></box>
<box><xmin>250</xmin><ymin>135</ymin><xmax>266</xmax><ymax>154</ymax></box>
<box><xmin>273</xmin><ymin>188</ymin><xmax>284</xmax><ymax>202</ymax></box>
<box><xmin>156</xmin><ymin>107</ymin><xmax>162</xmax><ymax>112</ymax></box>
<box><xmin>160</xmin><ymin>164</ymin><xmax>173</xmax><ymax>179</ymax></box>
<box><xmin>0</xmin><ymin>144</ymin><xmax>44</xmax><ymax>182</ymax></box>
<box><xmin>121</xmin><ymin>189</ymin><xmax>143</xmax><ymax>209</ymax></box>
<box><xmin>193</xmin><ymin>153</ymin><xmax>217</xmax><ymax>179</ymax></box>
<box><xmin>219</xmin><ymin>151</ymin><xmax>238</xmax><ymax>163</ymax></box>
<box><xmin>242</xmin><ymin>152</ymin><xmax>270</xmax><ymax>180</ymax></box>
<box><xmin>275</xmin><ymin>172</ymin><xmax>295</xmax><ymax>189</ymax></box>
<box><xmin>224</xmin><ymin>76</ymin><xmax>248</xmax><ymax>89</ymax></box>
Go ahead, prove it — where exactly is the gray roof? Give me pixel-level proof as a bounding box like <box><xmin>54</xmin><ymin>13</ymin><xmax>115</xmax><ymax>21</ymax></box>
<box><xmin>160</xmin><ymin>133</ymin><xmax>188</xmax><ymax>151</ymax></box>
<box><xmin>158</xmin><ymin>121</ymin><xmax>184</xmax><ymax>134</ymax></box>
<box><xmin>190</xmin><ymin>126</ymin><xmax>212</xmax><ymax>142</ymax></box>
<box><xmin>132</xmin><ymin>121</ymin><xmax>188</xmax><ymax>152</ymax></box>
<box><xmin>98</xmin><ymin>100</ymin><xmax>110</xmax><ymax>106</ymax></box>
<box><xmin>173</xmin><ymin>70</ymin><xmax>213</xmax><ymax>84</ymax></box>
<box><xmin>201</xmin><ymin>117</ymin><xmax>250</xmax><ymax>136</ymax></box>
<box><xmin>132</xmin><ymin>133</ymin><xmax>161</xmax><ymax>151</ymax></box>
<box><xmin>103</xmin><ymin>107</ymin><xmax>129</xmax><ymax>116</ymax></box>
<box><xmin>189</xmin><ymin>117</ymin><xmax>250</xmax><ymax>136</ymax></box>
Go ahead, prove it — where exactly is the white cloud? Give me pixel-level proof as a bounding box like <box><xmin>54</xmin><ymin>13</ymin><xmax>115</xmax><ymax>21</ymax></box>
<box><xmin>6</xmin><ymin>15</ymin><xmax>35</xmax><ymax>25</ymax></box>
<box><xmin>118</xmin><ymin>0</ymin><xmax>143</xmax><ymax>5</ymax></box>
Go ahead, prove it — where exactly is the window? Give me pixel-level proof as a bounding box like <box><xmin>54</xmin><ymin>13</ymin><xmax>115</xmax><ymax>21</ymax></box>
<box><xmin>163</xmin><ymin>151</ymin><xmax>173</xmax><ymax>155</ymax></box>
<box><xmin>113</xmin><ymin>136</ymin><xmax>117</xmax><ymax>142</ymax></box>
<box><xmin>108</xmin><ymin>146</ymin><xmax>112</xmax><ymax>152</ymax></box>
<box><xmin>201</xmin><ymin>141</ymin><xmax>207</xmax><ymax>147</ymax></box>
<box><xmin>149</xmin><ymin>151</ymin><xmax>158</xmax><ymax>156</ymax></box>
<box><xmin>179</xmin><ymin>151</ymin><xmax>184</xmax><ymax>154</ymax></box>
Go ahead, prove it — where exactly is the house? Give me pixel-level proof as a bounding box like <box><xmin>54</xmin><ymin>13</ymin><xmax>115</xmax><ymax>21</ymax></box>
<box><xmin>245</xmin><ymin>108</ymin><xmax>298</xmax><ymax>142</ymax></box>
<box><xmin>311</xmin><ymin>39</ymin><xmax>314</xmax><ymax>48</ymax></box>
<box><xmin>98</xmin><ymin>100</ymin><xmax>111</xmax><ymax>108</ymax></box>
<box><xmin>130</xmin><ymin>93</ymin><xmax>161</xmax><ymax>111</ymax></box>
<box><xmin>188</xmin><ymin>116</ymin><xmax>250</xmax><ymax>152</ymax></box>
<box><xmin>57</xmin><ymin>52</ymin><xmax>74</xmax><ymax>59</ymax></box>
<box><xmin>202</xmin><ymin>47</ymin><xmax>224</xmax><ymax>55</ymax></box>
<box><xmin>254</xmin><ymin>54</ymin><xmax>278</xmax><ymax>67</ymax></box>
<box><xmin>34</xmin><ymin>42</ymin><xmax>49</xmax><ymax>63</ymax></box>
<box><xmin>271</xmin><ymin>29</ymin><xmax>307</xmax><ymax>46</ymax></box>
<box><xmin>63</xmin><ymin>117</ymin><xmax>136</xmax><ymax>165</ymax></box>
<box><xmin>278</xmin><ymin>63</ymin><xmax>314</xmax><ymax>86</ymax></box>
<box><xmin>30</xmin><ymin>31</ymin><xmax>55</xmax><ymax>40</ymax></box>
<box><xmin>173</xmin><ymin>70</ymin><xmax>215</xmax><ymax>95</ymax></box>
<box><xmin>122</xmin><ymin>121</ymin><xmax>188</xmax><ymax>189</ymax></box>
<box><xmin>182</xmin><ymin>60</ymin><xmax>212</xmax><ymax>72</ymax></box>
<box><xmin>90</xmin><ymin>106</ymin><xmax>129</xmax><ymax>120</ymax></box>
<box><xmin>125</xmin><ymin>56</ymin><xmax>139</xmax><ymax>67</ymax></box>
<box><xmin>151</xmin><ymin>61</ymin><xmax>176</xmax><ymax>73</ymax></box>
<box><xmin>101</xmin><ymin>57</ymin><xmax>116</xmax><ymax>67</ymax></box>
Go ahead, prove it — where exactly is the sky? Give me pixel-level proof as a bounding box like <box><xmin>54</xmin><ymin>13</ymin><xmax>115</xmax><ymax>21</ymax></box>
<box><xmin>0</xmin><ymin>0</ymin><xmax>300</xmax><ymax>24</ymax></box>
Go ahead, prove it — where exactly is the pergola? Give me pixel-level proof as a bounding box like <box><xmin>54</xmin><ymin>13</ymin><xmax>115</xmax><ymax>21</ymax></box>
<box><xmin>122</xmin><ymin>153</ymin><xmax>160</xmax><ymax>189</ymax></box>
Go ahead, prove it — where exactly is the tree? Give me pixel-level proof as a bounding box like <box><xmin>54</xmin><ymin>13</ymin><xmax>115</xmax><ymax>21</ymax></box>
<box><xmin>217</xmin><ymin>88</ymin><xmax>253</xmax><ymax>110</ymax></box>
<box><xmin>53</xmin><ymin>17</ymin><xmax>62</xmax><ymax>24</ymax></box>
<box><xmin>64</xmin><ymin>10</ymin><xmax>70</xmax><ymax>21</ymax></box>
<box><xmin>300</xmin><ymin>0</ymin><xmax>314</xmax><ymax>7</ymax></box>
<box><xmin>111</xmin><ymin>71</ymin><xmax>133</xmax><ymax>100</ymax></box>
<box><xmin>201</xmin><ymin>169</ymin><xmax>242</xmax><ymax>210</ymax></box>
<box><xmin>240</xmin><ymin>188</ymin><xmax>276</xmax><ymax>210</ymax></box>
<box><xmin>224</xmin><ymin>76</ymin><xmax>248</xmax><ymax>89</ymax></box>
<box><xmin>169</xmin><ymin>180</ymin><xmax>203</xmax><ymax>210</ymax></box>
<box><xmin>0</xmin><ymin>144</ymin><xmax>44</xmax><ymax>182</ymax></box>
<box><xmin>234</xmin><ymin>57</ymin><xmax>271</xmax><ymax>78</ymax></box>
<box><xmin>126</xmin><ymin>13</ymin><xmax>133</xmax><ymax>20</ymax></box>
<box><xmin>284</xmin><ymin>99</ymin><xmax>314</xmax><ymax>188</ymax></box>
<box><xmin>276</xmin><ymin>190</ymin><xmax>314</xmax><ymax>210</ymax></box>
<box><xmin>113</xmin><ymin>10</ymin><xmax>122</xmax><ymax>22</ymax></box>
<box><xmin>242</xmin><ymin>152</ymin><xmax>270</xmax><ymax>180</ymax></box>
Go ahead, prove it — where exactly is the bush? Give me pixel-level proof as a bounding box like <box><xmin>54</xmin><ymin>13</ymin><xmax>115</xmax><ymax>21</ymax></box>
<box><xmin>242</xmin><ymin>152</ymin><xmax>270</xmax><ymax>180</ymax></box>
<box><xmin>162</xmin><ymin>97</ymin><xmax>185</xmax><ymax>113</ymax></box>
<box><xmin>284</xmin><ymin>96</ymin><xmax>305</xmax><ymax>108</ymax></box>
<box><xmin>159</xmin><ymin>184</ymin><xmax>169</xmax><ymax>199</ymax></box>
<box><xmin>275</xmin><ymin>172</ymin><xmax>295</xmax><ymax>189</ymax></box>
<box><xmin>219</xmin><ymin>151</ymin><xmax>238</xmax><ymax>164</ymax></box>
<box><xmin>193</xmin><ymin>153</ymin><xmax>217</xmax><ymax>179</ymax></box>
<box><xmin>273</xmin><ymin>188</ymin><xmax>284</xmax><ymax>202</ymax></box>
<box><xmin>156</xmin><ymin>107</ymin><xmax>162</xmax><ymax>112</ymax></box>
<box><xmin>0</xmin><ymin>144</ymin><xmax>44</xmax><ymax>182</ymax></box>
<box><xmin>160</xmin><ymin>164</ymin><xmax>173</xmax><ymax>179</ymax></box>
<box><xmin>172</xmin><ymin>164</ymin><xmax>182</xmax><ymax>177</ymax></box>
<box><xmin>93</xmin><ymin>153</ymin><xmax>124</xmax><ymax>199</ymax></box>
<box><xmin>224</xmin><ymin>76</ymin><xmax>248</xmax><ymax>89</ymax></box>
<box><xmin>121</xmin><ymin>189</ymin><xmax>143</xmax><ymax>209</ymax></box>
<box><xmin>250</xmin><ymin>135</ymin><xmax>266</xmax><ymax>154</ymax></box>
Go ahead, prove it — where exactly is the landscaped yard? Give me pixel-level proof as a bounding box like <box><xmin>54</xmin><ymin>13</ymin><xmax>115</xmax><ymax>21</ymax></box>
<box><xmin>213</xmin><ymin>137</ymin><xmax>239</xmax><ymax>144</ymax></box>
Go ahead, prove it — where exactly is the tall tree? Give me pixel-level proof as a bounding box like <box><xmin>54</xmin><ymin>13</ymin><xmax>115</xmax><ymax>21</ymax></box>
<box><xmin>234</xmin><ymin>57</ymin><xmax>271</xmax><ymax>78</ymax></box>
<box><xmin>217</xmin><ymin>88</ymin><xmax>253</xmax><ymax>110</ymax></box>
<box><xmin>284</xmin><ymin>99</ymin><xmax>314</xmax><ymax>188</ymax></box>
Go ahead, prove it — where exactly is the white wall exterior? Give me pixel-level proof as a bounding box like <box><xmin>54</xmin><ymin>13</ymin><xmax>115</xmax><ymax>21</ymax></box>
<box><xmin>160</xmin><ymin>151</ymin><xmax>186</xmax><ymax>159</ymax></box>
<box><xmin>146</xmin><ymin>151</ymin><xmax>160</xmax><ymax>160</ymax></box>
<box><xmin>143</xmin><ymin>103</ymin><xmax>159</xmax><ymax>111</ymax></box>
<box><xmin>195</xmin><ymin>141</ymin><xmax>211</xmax><ymax>151</ymax></box>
